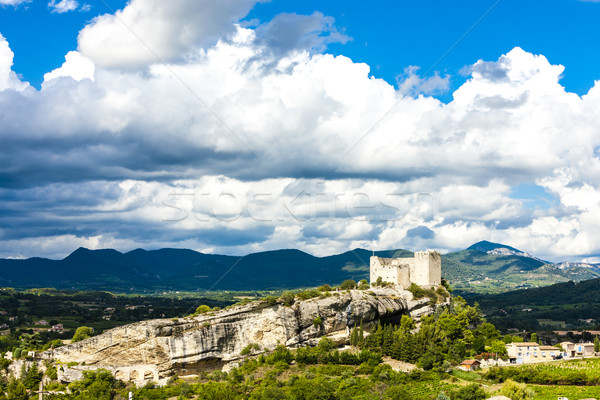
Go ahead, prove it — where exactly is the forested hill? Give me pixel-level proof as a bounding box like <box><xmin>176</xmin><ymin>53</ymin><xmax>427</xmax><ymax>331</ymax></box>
<box><xmin>0</xmin><ymin>247</ymin><xmax>410</xmax><ymax>291</ymax></box>
<box><xmin>463</xmin><ymin>278</ymin><xmax>600</xmax><ymax>331</ymax></box>
<box><xmin>1</xmin><ymin>242</ymin><xmax>599</xmax><ymax>292</ymax></box>
<box><xmin>466</xmin><ymin>278</ymin><xmax>600</xmax><ymax>307</ymax></box>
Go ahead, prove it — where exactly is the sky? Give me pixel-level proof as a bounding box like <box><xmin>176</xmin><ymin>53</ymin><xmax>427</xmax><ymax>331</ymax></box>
<box><xmin>1</xmin><ymin>0</ymin><xmax>600</xmax><ymax>262</ymax></box>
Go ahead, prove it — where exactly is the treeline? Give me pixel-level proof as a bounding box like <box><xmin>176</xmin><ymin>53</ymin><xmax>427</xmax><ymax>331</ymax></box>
<box><xmin>484</xmin><ymin>365</ymin><xmax>600</xmax><ymax>386</ymax></box>
<box><xmin>350</xmin><ymin>297</ymin><xmax>507</xmax><ymax>370</ymax></box>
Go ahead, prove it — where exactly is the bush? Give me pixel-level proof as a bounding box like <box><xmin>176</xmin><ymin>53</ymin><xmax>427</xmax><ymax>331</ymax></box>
<box><xmin>263</xmin><ymin>296</ymin><xmax>278</xmax><ymax>305</ymax></box>
<box><xmin>313</xmin><ymin>316</ymin><xmax>323</xmax><ymax>328</ymax></box>
<box><xmin>499</xmin><ymin>379</ymin><xmax>535</xmax><ymax>400</ymax></box>
<box><xmin>266</xmin><ymin>345</ymin><xmax>294</xmax><ymax>365</ymax></box>
<box><xmin>358</xmin><ymin>279</ymin><xmax>370</xmax><ymax>290</ymax></box>
<box><xmin>195</xmin><ymin>305</ymin><xmax>211</xmax><ymax>314</ymax></box>
<box><xmin>317</xmin><ymin>284</ymin><xmax>332</xmax><ymax>292</ymax></box>
<box><xmin>340</xmin><ymin>280</ymin><xmax>357</xmax><ymax>290</ymax></box>
<box><xmin>280</xmin><ymin>292</ymin><xmax>296</xmax><ymax>306</ymax></box>
<box><xmin>297</xmin><ymin>289</ymin><xmax>320</xmax><ymax>301</ymax></box>
<box><xmin>408</xmin><ymin>283</ymin><xmax>426</xmax><ymax>299</ymax></box>
<box><xmin>71</xmin><ymin>326</ymin><xmax>93</xmax><ymax>343</ymax></box>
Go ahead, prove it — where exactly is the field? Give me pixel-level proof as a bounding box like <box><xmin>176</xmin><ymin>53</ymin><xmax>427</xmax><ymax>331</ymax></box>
<box><xmin>531</xmin><ymin>384</ymin><xmax>600</xmax><ymax>399</ymax></box>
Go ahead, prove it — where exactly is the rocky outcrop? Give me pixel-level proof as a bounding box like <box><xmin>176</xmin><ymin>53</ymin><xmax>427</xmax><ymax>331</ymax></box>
<box><xmin>44</xmin><ymin>287</ymin><xmax>441</xmax><ymax>377</ymax></box>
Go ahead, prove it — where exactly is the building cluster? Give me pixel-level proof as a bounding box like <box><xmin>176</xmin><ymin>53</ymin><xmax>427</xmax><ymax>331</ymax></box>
<box><xmin>506</xmin><ymin>341</ymin><xmax>596</xmax><ymax>364</ymax></box>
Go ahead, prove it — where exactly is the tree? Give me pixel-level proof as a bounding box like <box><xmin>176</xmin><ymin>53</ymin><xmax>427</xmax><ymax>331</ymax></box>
<box><xmin>530</xmin><ymin>333</ymin><xmax>538</xmax><ymax>343</ymax></box>
<box><xmin>594</xmin><ymin>336</ymin><xmax>600</xmax><ymax>353</ymax></box>
<box><xmin>499</xmin><ymin>379</ymin><xmax>535</xmax><ymax>400</ymax></box>
<box><xmin>6</xmin><ymin>378</ymin><xmax>28</xmax><ymax>400</ymax></box>
<box><xmin>279</xmin><ymin>292</ymin><xmax>295</xmax><ymax>306</ymax></box>
<box><xmin>340</xmin><ymin>280</ymin><xmax>356</xmax><ymax>290</ymax></box>
<box><xmin>490</xmin><ymin>340</ymin><xmax>508</xmax><ymax>358</ymax></box>
<box><xmin>196</xmin><ymin>305</ymin><xmax>211</xmax><ymax>314</ymax></box>
<box><xmin>72</xmin><ymin>326</ymin><xmax>93</xmax><ymax>343</ymax></box>
<box><xmin>23</xmin><ymin>362</ymin><xmax>42</xmax><ymax>390</ymax></box>
<box><xmin>453</xmin><ymin>383</ymin><xmax>487</xmax><ymax>400</ymax></box>
<box><xmin>473</xmin><ymin>336</ymin><xmax>486</xmax><ymax>354</ymax></box>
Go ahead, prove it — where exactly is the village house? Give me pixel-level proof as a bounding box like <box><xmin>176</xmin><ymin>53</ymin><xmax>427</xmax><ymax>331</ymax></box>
<box><xmin>35</xmin><ymin>319</ymin><xmax>49</xmax><ymax>326</ymax></box>
<box><xmin>506</xmin><ymin>342</ymin><xmax>561</xmax><ymax>364</ymax></box>
<box><xmin>51</xmin><ymin>323</ymin><xmax>64</xmax><ymax>333</ymax></box>
<box><xmin>560</xmin><ymin>341</ymin><xmax>595</xmax><ymax>357</ymax></box>
<box><xmin>458</xmin><ymin>359</ymin><xmax>481</xmax><ymax>371</ymax></box>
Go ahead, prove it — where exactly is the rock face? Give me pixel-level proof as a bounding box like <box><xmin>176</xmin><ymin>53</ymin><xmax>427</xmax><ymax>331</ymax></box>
<box><xmin>45</xmin><ymin>287</ymin><xmax>439</xmax><ymax>378</ymax></box>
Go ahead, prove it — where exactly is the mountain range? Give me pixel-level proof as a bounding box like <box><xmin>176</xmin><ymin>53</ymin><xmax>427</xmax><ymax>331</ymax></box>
<box><xmin>1</xmin><ymin>241</ymin><xmax>598</xmax><ymax>293</ymax></box>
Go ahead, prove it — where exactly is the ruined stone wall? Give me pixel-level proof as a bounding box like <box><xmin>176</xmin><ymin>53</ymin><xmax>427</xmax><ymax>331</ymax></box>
<box><xmin>370</xmin><ymin>250</ymin><xmax>441</xmax><ymax>287</ymax></box>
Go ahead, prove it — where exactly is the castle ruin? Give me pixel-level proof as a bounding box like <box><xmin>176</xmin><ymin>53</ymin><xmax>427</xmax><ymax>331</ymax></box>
<box><xmin>370</xmin><ymin>250</ymin><xmax>441</xmax><ymax>288</ymax></box>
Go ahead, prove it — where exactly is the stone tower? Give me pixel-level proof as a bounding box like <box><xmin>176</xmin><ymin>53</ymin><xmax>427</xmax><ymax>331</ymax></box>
<box><xmin>370</xmin><ymin>250</ymin><xmax>441</xmax><ymax>288</ymax></box>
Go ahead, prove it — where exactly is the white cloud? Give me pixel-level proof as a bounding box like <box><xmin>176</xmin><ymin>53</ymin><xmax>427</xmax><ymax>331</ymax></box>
<box><xmin>48</xmin><ymin>0</ymin><xmax>78</xmax><ymax>13</ymax></box>
<box><xmin>0</xmin><ymin>34</ymin><xmax>29</xmax><ymax>91</ymax></box>
<box><xmin>0</xmin><ymin>0</ymin><xmax>29</xmax><ymax>6</ymax></box>
<box><xmin>43</xmin><ymin>51</ymin><xmax>95</xmax><ymax>83</ymax></box>
<box><xmin>77</xmin><ymin>0</ymin><xmax>259</xmax><ymax>69</ymax></box>
<box><xmin>1</xmin><ymin>3</ymin><xmax>600</xmax><ymax>262</ymax></box>
<box><xmin>397</xmin><ymin>66</ymin><xmax>450</xmax><ymax>96</ymax></box>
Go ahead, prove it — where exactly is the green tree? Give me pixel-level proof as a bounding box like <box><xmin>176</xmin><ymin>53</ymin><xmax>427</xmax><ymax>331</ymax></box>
<box><xmin>72</xmin><ymin>326</ymin><xmax>94</xmax><ymax>343</ymax></box>
<box><xmin>23</xmin><ymin>362</ymin><xmax>42</xmax><ymax>390</ymax></box>
<box><xmin>453</xmin><ymin>383</ymin><xmax>487</xmax><ymax>400</ymax></box>
<box><xmin>530</xmin><ymin>333</ymin><xmax>538</xmax><ymax>343</ymax></box>
<box><xmin>196</xmin><ymin>305</ymin><xmax>211</xmax><ymax>314</ymax></box>
<box><xmin>69</xmin><ymin>370</ymin><xmax>120</xmax><ymax>400</ymax></box>
<box><xmin>6</xmin><ymin>378</ymin><xmax>28</xmax><ymax>400</ymax></box>
<box><xmin>499</xmin><ymin>379</ymin><xmax>535</xmax><ymax>400</ymax></box>
<box><xmin>594</xmin><ymin>336</ymin><xmax>599</xmax><ymax>352</ymax></box>
<box><xmin>473</xmin><ymin>336</ymin><xmax>485</xmax><ymax>354</ymax></box>
<box><xmin>279</xmin><ymin>292</ymin><xmax>295</xmax><ymax>306</ymax></box>
<box><xmin>490</xmin><ymin>340</ymin><xmax>508</xmax><ymax>358</ymax></box>
<box><xmin>340</xmin><ymin>279</ymin><xmax>356</xmax><ymax>290</ymax></box>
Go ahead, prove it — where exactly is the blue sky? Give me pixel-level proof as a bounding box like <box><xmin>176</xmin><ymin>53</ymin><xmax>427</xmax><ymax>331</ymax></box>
<box><xmin>1</xmin><ymin>0</ymin><xmax>600</xmax><ymax>262</ymax></box>
<box><xmin>3</xmin><ymin>0</ymin><xmax>600</xmax><ymax>96</ymax></box>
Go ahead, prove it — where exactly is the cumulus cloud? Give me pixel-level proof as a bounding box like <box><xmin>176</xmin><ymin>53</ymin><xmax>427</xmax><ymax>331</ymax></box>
<box><xmin>397</xmin><ymin>66</ymin><xmax>450</xmax><ymax>96</ymax></box>
<box><xmin>1</xmin><ymin>3</ymin><xmax>600</xmax><ymax>262</ymax></box>
<box><xmin>0</xmin><ymin>34</ymin><xmax>29</xmax><ymax>91</ymax></box>
<box><xmin>43</xmin><ymin>51</ymin><xmax>95</xmax><ymax>82</ymax></box>
<box><xmin>77</xmin><ymin>0</ymin><xmax>259</xmax><ymax>69</ymax></box>
<box><xmin>253</xmin><ymin>12</ymin><xmax>349</xmax><ymax>59</ymax></box>
<box><xmin>48</xmin><ymin>0</ymin><xmax>78</xmax><ymax>13</ymax></box>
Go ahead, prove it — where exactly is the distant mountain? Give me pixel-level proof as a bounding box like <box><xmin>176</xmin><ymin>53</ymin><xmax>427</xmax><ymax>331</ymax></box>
<box><xmin>1</xmin><ymin>242</ymin><xmax>598</xmax><ymax>293</ymax></box>
<box><xmin>447</xmin><ymin>241</ymin><xmax>600</xmax><ymax>294</ymax></box>
<box><xmin>0</xmin><ymin>247</ymin><xmax>408</xmax><ymax>292</ymax></box>
<box><xmin>467</xmin><ymin>240</ymin><xmax>545</xmax><ymax>262</ymax></box>
<box><xmin>555</xmin><ymin>261</ymin><xmax>600</xmax><ymax>273</ymax></box>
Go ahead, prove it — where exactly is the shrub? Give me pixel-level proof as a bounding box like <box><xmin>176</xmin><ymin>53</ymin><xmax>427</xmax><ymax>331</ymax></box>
<box><xmin>297</xmin><ymin>289</ymin><xmax>320</xmax><ymax>300</ymax></box>
<box><xmin>263</xmin><ymin>296</ymin><xmax>278</xmax><ymax>305</ymax></box>
<box><xmin>340</xmin><ymin>280</ymin><xmax>356</xmax><ymax>290</ymax></box>
<box><xmin>313</xmin><ymin>316</ymin><xmax>323</xmax><ymax>328</ymax></box>
<box><xmin>408</xmin><ymin>283</ymin><xmax>426</xmax><ymax>299</ymax></box>
<box><xmin>317</xmin><ymin>284</ymin><xmax>332</xmax><ymax>292</ymax></box>
<box><xmin>280</xmin><ymin>292</ymin><xmax>296</xmax><ymax>306</ymax></box>
<box><xmin>195</xmin><ymin>305</ymin><xmax>211</xmax><ymax>314</ymax></box>
<box><xmin>71</xmin><ymin>326</ymin><xmax>93</xmax><ymax>343</ymax></box>
<box><xmin>266</xmin><ymin>345</ymin><xmax>294</xmax><ymax>365</ymax></box>
<box><xmin>499</xmin><ymin>379</ymin><xmax>535</xmax><ymax>400</ymax></box>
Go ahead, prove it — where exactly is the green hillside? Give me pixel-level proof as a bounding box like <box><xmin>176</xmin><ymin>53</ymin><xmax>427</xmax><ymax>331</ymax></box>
<box><xmin>443</xmin><ymin>250</ymin><xmax>600</xmax><ymax>294</ymax></box>
<box><xmin>0</xmin><ymin>244</ymin><xmax>596</xmax><ymax>293</ymax></box>
<box><xmin>464</xmin><ymin>278</ymin><xmax>600</xmax><ymax>332</ymax></box>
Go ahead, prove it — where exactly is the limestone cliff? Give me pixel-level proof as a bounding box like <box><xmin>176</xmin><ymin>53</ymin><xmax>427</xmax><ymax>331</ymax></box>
<box><xmin>45</xmin><ymin>287</ymin><xmax>440</xmax><ymax>378</ymax></box>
